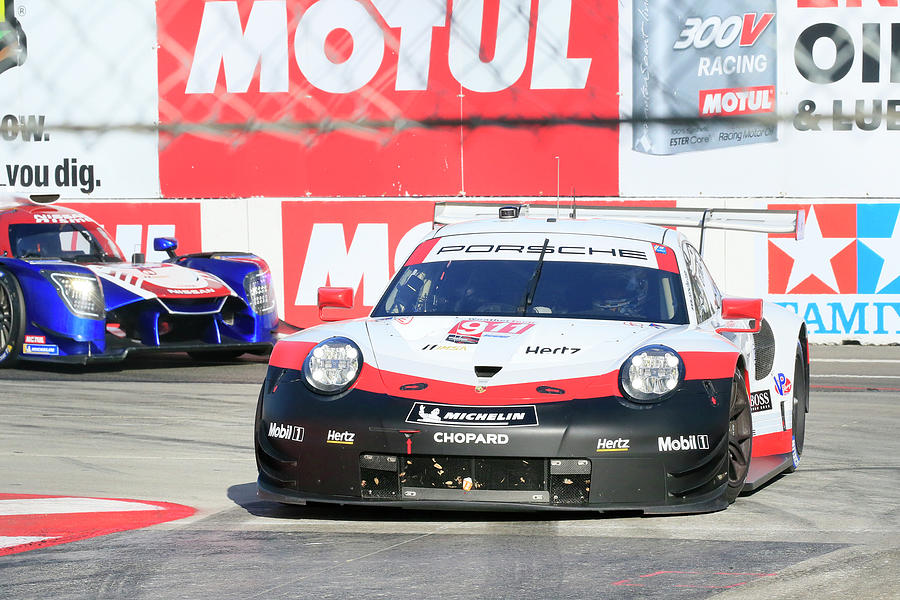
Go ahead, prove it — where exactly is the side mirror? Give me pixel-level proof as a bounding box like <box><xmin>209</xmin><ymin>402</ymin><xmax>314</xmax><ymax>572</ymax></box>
<box><xmin>153</xmin><ymin>237</ymin><xmax>179</xmax><ymax>260</ymax></box>
<box><xmin>716</xmin><ymin>298</ymin><xmax>763</xmax><ymax>334</ymax></box>
<box><xmin>317</xmin><ymin>287</ymin><xmax>354</xmax><ymax>322</ymax></box>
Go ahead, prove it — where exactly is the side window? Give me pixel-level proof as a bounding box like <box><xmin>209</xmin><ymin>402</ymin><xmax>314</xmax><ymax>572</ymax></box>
<box><xmin>696</xmin><ymin>253</ymin><xmax>722</xmax><ymax>310</ymax></box>
<box><xmin>681</xmin><ymin>242</ymin><xmax>716</xmax><ymax>323</ymax></box>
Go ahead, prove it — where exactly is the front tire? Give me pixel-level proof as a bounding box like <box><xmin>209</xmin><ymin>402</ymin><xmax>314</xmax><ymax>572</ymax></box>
<box><xmin>726</xmin><ymin>369</ymin><xmax>753</xmax><ymax>503</ymax></box>
<box><xmin>0</xmin><ymin>270</ymin><xmax>26</xmax><ymax>368</ymax></box>
<box><xmin>787</xmin><ymin>341</ymin><xmax>808</xmax><ymax>472</ymax></box>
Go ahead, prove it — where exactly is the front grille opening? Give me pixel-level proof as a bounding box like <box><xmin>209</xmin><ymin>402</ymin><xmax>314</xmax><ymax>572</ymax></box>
<box><xmin>159</xmin><ymin>297</ymin><xmax>225</xmax><ymax>314</ymax></box>
<box><xmin>400</xmin><ymin>456</ymin><xmax>475</xmax><ymax>489</ymax></box>
<box><xmin>106</xmin><ymin>300</ymin><xmax>216</xmax><ymax>345</ymax></box>
<box><xmin>158</xmin><ymin>314</ymin><xmax>214</xmax><ymax>343</ymax></box>
<box><xmin>359</xmin><ymin>454</ymin><xmax>592</xmax><ymax>505</ymax></box>
<box><xmin>550</xmin><ymin>475</ymin><xmax>591</xmax><ymax>505</ymax></box>
<box><xmin>360</xmin><ymin>454</ymin><xmax>400</xmax><ymax>500</ymax></box>
<box><xmin>360</xmin><ymin>468</ymin><xmax>399</xmax><ymax>499</ymax></box>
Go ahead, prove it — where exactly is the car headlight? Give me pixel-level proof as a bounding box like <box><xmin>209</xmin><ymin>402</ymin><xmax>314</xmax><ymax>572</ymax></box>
<box><xmin>619</xmin><ymin>345</ymin><xmax>684</xmax><ymax>403</ymax></box>
<box><xmin>302</xmin><ymin>337</ymin><xmax>362</xmax><ymax>395</ymax></box>
<box><xmin>43</xmin><ymin>271</ymin><xmax>105</xmax><ymax>319</ymax></box>
<box><xmin>244</xmin><ymin>269</ymin><xmax>276</xmax><ymax>315</ymax></box>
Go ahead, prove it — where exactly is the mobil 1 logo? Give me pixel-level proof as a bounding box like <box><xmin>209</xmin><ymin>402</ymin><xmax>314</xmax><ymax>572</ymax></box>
<box><xmin>658</xmin><ymin>434</ymin><xmax>710</xmax><ymax>452</ymax></box>
<box><xmin>268</xmin><ymin>422</ymin><xmax>304</xmax><ymax>443</ymax></box>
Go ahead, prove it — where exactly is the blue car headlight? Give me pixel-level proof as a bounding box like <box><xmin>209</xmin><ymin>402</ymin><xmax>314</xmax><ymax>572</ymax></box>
<box><xmin>244</xmin><ymin>269</ymin><xmax>276</xmax><ymax>315</ymax></box>
<box><xmin>42</xmin><ymin>271</ymin><xmax>105</xmax><ymax>320</ymax></box>
<box><xmin>619</xmin><ymin>345</ymin><xmax>684</xmax><ymax>403</ymax></box>
<box><xmin>302</xmin><ymin>337</ymin><xmax>362</xmax><ymax>395</ymax></box>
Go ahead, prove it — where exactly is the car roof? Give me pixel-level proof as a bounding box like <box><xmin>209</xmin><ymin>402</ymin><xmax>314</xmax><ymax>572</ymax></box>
<box><xmin>431</xmin><ymin>217</ymin><xmax>670</xmax><ymax>245</ymax></box>
<box><xmin>0</xmin><ymin>197</ymin><xmax>96</xmax><ymax>227</ymax></box>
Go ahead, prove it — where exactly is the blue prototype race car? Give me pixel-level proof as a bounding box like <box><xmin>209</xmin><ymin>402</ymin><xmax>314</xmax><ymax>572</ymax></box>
<box><xmin>0</xmin><ymin>195</ymin><xmax>278</xmax><ymax>365</ymax></box>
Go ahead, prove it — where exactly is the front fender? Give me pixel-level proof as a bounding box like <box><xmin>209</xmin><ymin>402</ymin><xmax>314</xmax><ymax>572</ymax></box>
<box><xmin>0</xmin><ymin>258</ymin><xmax>105</xmax><ymax>350</ymax></box>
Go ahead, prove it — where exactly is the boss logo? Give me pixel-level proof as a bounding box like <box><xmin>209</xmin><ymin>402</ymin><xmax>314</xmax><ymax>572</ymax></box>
<box><xmin>750</xmin><ymin>390</ymin><xmax>772</xmax><ymax>413</ymax></box>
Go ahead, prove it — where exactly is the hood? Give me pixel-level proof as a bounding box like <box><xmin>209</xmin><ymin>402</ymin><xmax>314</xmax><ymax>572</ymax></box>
<box><xmin>366</xmin><ymin>316</ymin><xmax>679</xmax><ymax>399</ymax></box>
<box><xmin>88</xmin><ymin>263</ymin><xmax>233</xmax><ymax>300</ymax></box>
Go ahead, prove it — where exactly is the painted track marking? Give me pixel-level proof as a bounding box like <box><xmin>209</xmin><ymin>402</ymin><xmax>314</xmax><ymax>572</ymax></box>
<box><xmin>0</xmin><ymin>494</ymin><xmax>195</xmax><ymax>557</ymax></box>
<box><xmin>0</xmin><ymin>497</ymin><xmax>165</xmax><ymax>516</ymax></box>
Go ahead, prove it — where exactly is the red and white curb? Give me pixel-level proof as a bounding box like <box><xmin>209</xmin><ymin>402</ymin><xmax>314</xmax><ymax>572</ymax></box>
<box><xmin>0</xmin><ymin>494</ymin><xmax>195</xmax><ymax>556</ymax></box>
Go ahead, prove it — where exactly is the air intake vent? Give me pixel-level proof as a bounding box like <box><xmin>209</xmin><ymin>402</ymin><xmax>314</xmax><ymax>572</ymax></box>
<box><xmin>753</xmin><ymin>319</ymin><xmax>776</xmax><ymax>380</ymax></box>
<box><xmin>474</xmin><ymin>366</ymin><xmax>503</xmax><ymax>378</ymax></box>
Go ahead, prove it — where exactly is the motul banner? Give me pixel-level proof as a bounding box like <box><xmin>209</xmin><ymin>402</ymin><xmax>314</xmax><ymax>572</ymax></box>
<box><xmin>281</xmin><ymin>199</ymin><xmax>433</xmax><ymax>325</ymax></box>
<box><xmin>156</xmin><ymin>0</ymin><xmax>618</xmax><ymax>198</ymax></box>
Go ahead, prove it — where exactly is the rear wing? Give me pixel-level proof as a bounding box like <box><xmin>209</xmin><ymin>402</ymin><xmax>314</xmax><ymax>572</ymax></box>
<box><xmin>433</xmin><ymin>202</ymin><xmax>805</xmax><ymax>251</ymax></box>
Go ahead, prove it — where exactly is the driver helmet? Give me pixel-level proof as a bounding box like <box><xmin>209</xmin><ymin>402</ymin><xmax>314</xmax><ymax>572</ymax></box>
<box><xmin>593</xmin><ymin>271</ymin><xmax>648</xmax><ymax>314</ymax></box>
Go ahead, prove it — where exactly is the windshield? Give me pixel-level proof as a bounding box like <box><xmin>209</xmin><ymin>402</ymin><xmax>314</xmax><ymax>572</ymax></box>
<box><xmin>9</xmin><ymin>222</ymin><xmax>125</xmax><ymax>262</ymax></box>
<box><xmin>372</xmin><ymin>259</ymin><xmax>688</xmax><ymax>324</ymax></box>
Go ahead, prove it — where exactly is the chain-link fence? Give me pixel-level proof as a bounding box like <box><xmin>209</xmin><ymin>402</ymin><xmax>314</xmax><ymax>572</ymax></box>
<box><xmin>0</xmin><ymin>0</ymin><xmax>894</xmax><ymax>198</ymax></box>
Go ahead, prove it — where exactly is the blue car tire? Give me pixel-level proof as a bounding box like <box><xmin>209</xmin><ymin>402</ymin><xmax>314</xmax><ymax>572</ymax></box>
<box><xmin>0</xmin><ymin>269</ymin><xmax>25</xmax><ymax>367</ymax></box>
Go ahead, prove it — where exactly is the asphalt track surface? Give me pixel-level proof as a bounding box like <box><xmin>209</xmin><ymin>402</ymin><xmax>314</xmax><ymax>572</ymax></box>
<box><xmin>1</xmin><ymin>345</ymin><xmax>898</xmax><ymax>599</ymax></box>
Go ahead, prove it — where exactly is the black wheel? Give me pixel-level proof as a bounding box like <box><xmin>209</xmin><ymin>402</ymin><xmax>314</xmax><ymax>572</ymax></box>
<box><xmin>726</xmin><ymin>369</ymin><xmax>753</xmax><ymax>503</ymax></box>
<box><xmin>787</xmin><ymin>341</ymin><xmax>808</xmax><ymax>472</ymax></box>
<box><xmin>187</xmin><ymin>350</ymin><xmax>244</xmax><ymax>362</ymax></box>
<box><xmin>0</xmin><ymin>270</ymin><xmax>26</xmax><ymax>368</ymax></box>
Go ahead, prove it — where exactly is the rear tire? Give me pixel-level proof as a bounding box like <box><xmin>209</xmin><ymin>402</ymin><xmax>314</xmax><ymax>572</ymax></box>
<box><xmin>0</xmin><ymin>270</ymin><xmax>26</xmax><ymax>368</ymax></box>
<box><xmin>188</xmin><ymin>350</ymin><xmax>244</xmax><ymax>362</ymax></box>
<box><xmin>787</xmin><ymin>341</ymin><xmax>808</xmax><ymax>472</ymax></box>
<box><xmin>726</xmin><ymin>369</ymin><xmax>753</xmax><ymax>503</ymax></box>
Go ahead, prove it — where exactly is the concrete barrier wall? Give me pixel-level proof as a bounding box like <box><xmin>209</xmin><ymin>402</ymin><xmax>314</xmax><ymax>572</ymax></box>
<box><xmin>57</xmin><ymin>197</ymin><xmax>900</xmax><ymax>343</ymax></box>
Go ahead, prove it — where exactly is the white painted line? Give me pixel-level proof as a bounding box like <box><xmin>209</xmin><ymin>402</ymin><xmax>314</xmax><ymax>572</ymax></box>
<box><xmin>812</xmin><ymin>374</ymin><xmax>900</xmax><ymax>379</ymax></box>
<box><xmin>0</xmin><ymin>536</ymin><xmax>58</xmax><ymax>549</ymax></box>
<box><xmin>0</xmin><ymin>498</ymin><xmax>164</xmax><ymax>516</ymax></box>
<box><xmin>811</xmin><ymin>359</ymin><xmax>900</xmax><ymax>363</ymax></box>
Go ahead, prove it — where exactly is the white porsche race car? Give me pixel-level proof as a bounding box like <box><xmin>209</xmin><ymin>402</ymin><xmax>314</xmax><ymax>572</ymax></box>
<box><xmin>255</xmin><ymin>203</ymin><xmax>808</xmax><ymax>514</ymax></box>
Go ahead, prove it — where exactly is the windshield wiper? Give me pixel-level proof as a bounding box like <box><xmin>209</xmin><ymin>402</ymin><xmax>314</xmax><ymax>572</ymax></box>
<box><xmin>518</xmin><ymin>238</ymin><xmax>550</xmax><ymax>316</ymax></box>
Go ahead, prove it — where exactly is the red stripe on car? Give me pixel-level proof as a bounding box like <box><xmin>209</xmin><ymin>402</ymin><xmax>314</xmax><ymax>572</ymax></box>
<box><xmin>404</xmin><ymin>238</ymin><xmax>441</xmax><ymax>266</ymax></box>
<box><xmin>681</xmin><ymin>351</ymin><xmax>738</xmax><ymax>380</ymax></box>
<box><xmin>654</xmin><ymin>244</ymin><xmax>680</xmax><ymax>273</ymax></box>
<box><xmin>357</xmin><ymin>367</ymin><xmax>622</xmax><ymax>404</ymax></box>
<box><xmin>269</xmin><ymin>341</ymin><xmax>317</xmax><ymax>370</ymax></box>
<box><xmin>751</xmin><ymin>430</ymin><xmax>793</xmax><ymax>457</ymax></box>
